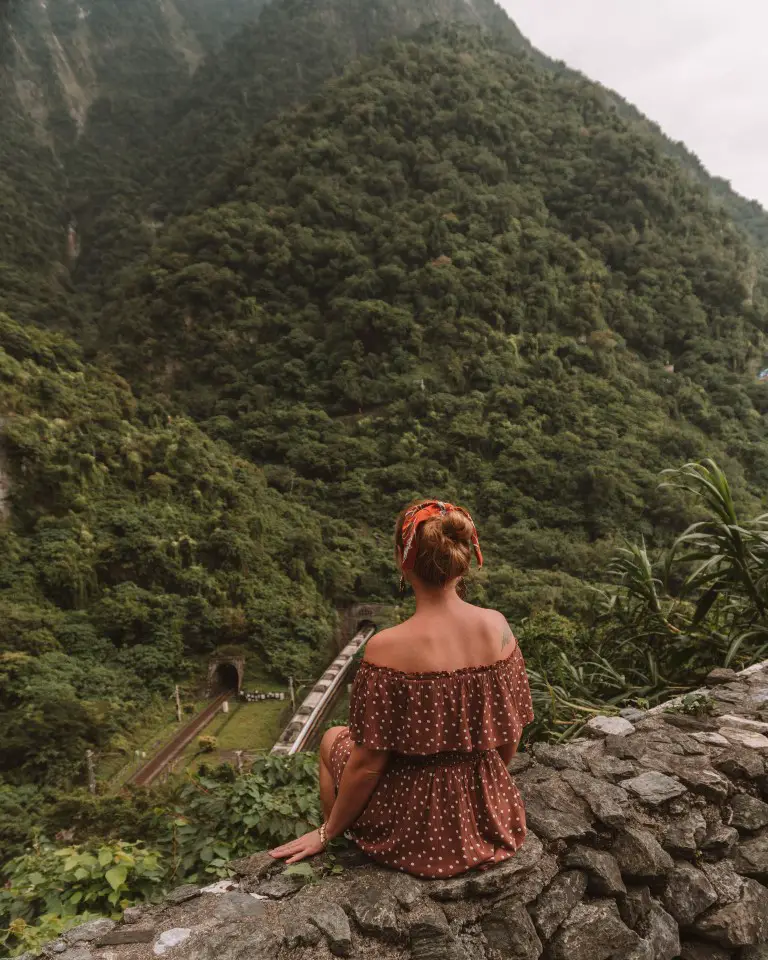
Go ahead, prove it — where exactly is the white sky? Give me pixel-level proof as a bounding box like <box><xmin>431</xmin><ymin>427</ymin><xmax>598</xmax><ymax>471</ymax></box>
<box><xmin>501</xmin><ymin>0</ymin><xmax>768</xmax><ymax>209</ymax></box>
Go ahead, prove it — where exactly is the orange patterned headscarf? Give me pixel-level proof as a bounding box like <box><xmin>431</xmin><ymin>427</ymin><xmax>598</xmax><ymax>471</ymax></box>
<box><xmin>400</xmin><ymin>500</ymin><xmax>483</xmax><ymax>571</ymax></box>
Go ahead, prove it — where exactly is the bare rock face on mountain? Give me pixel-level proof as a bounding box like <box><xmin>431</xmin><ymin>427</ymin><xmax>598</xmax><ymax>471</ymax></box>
<box><xmin>24</xmin><ymin>663</ymin><xmax>768</xmax><ymax>960</ymax></box>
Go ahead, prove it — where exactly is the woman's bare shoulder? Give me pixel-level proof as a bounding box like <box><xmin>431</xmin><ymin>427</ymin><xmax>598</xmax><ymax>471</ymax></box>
<box><xmin>361</xmin><ymin>624</ymin><xmax>413</xmax><ymax>669</ymax></box>
<box><xmin>476</xmin><ymin>607</ymin><xmax>518</xmax><ymax>659</ymax></box>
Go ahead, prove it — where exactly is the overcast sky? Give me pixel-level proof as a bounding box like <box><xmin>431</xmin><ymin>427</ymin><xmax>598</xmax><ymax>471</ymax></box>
<box><xmin>501</xmin><ymin>1</ymin><xmax>768</xmax><ymax>209</ymax></box>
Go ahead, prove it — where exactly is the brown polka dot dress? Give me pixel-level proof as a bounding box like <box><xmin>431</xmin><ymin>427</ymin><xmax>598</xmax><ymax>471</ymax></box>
<box><xmin>328</xmin><ymin>644</ymin><xmax>534</xmax><ymax>879</ymax></box>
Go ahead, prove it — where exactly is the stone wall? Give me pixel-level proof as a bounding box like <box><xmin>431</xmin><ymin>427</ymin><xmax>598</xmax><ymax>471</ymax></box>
<box><xmin>31</xmin><ymin>663</ymin><xmax>768</xmax><ymax>960</ymax></box>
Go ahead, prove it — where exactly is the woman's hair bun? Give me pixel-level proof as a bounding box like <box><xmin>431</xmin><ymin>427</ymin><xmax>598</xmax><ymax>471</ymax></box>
<box><xmin>395</xmin><ymin>503</ymin><xmax>475</xmax><ymax>587</ymax></box>
<box><xmin>441</xmin><ymin>510</ymin><xmax>474</xmax><ymax>543</ymax></box>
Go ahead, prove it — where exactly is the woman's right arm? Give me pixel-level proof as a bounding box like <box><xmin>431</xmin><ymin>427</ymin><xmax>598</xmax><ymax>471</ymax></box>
<box><xmin>497</xmin><ymin>740</ymin><xmax>518</xmax><ymax>766</ymax></box>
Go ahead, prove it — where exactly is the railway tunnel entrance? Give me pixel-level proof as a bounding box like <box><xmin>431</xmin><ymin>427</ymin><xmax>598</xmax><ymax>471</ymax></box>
<box><xmin>207</xmin><ymin>655</ymin><xmax>244</xmax><ymax>695</ymax></box>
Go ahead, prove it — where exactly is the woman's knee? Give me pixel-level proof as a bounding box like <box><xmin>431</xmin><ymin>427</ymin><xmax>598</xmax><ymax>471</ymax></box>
<box><xmin>320</xmin><ymin>725</ymin><xmax>346</xmax><ymax>764</ymax></box>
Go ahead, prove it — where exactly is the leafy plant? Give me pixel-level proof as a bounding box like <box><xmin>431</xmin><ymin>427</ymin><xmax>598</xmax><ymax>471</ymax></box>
<box><xmin>666</xmin><ymin>693</ymin><xmax>717</xmax><ymax>717</ymax></box>
<box><xmin>0</xmin><ymin>839</ymin><xmax>166</xmax><ymax>936</ymax></box>
<box><xmin>158</xmin><ymin>754</ymin><xmax>321</xmax><ymax>882</ymax></box>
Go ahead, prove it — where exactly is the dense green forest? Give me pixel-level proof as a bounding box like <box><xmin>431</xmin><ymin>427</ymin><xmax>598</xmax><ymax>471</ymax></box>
<box><xmin>3</xmin><ymin>0</ymin><xmax>768</xmax><ymax>952</ymax></box>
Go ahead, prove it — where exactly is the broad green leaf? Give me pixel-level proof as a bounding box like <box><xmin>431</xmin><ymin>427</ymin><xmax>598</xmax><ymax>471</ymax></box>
<box><xmin>105</xmin><ymin>865</ymin><xmax>128</xmax><ymax>891</ymax></box>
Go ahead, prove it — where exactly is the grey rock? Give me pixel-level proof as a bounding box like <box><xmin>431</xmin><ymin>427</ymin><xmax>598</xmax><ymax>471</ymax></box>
<box><xmin>213</xmin><ymin>891</ymin><xmax>266</xmax><ymax>920</ymax></box>
<box><xmin>123</xmin><ymin>905</ymin><xmax>150</xmax><ymax>924</ymax></box>
<box><xmin>256</xmin><ymin>872</ymin><xmax>306</xmax><ymax>899</ymax></box>
<box><xmin>700</xmin><ymin>860</ymin><xmax>745</xmax><ymax>904</ymax></box>
<box><xmin>734</xmin><ymin>829</ymin><xmax>768</xmax><ymax>879</ymax></box>
<box><xmin>661</xmin><ymin>811</ymin><xmax>708</xmax><ymax>859</ymax></box>
<box><xmin>192</xmin><ymin>923</ymin><xmax>278</xmax><ymax>960</ymax></box>
<box><xmin>679</xmin><ymin>942</ymin><xmax>731</xmax><ymax>960</ymax></box>
<box><xmin>284</xmin><ymin>922</ymin><xmax>322</xmax><ymax>950</ymax></box>
<box><xmin>731</xmin><ymin>793</ymin><xmax>768</xmax><ymax>832</ymax></box>
<box><xmin>530</xmin><ymin>870</ymin><xmax>588</xmax><ymax>941</ymax></box>
<box><xmin>97</xmin><ymin>928</ymin><xmax>156</xmax><ymax>946</ymax></box>
<box><xmin>431</xmin><ymin>833</ymin><xmax>544</xmax><ymax>901</ymax></box>
<box><xmin>481</xmin><ymin>901</ymin><xmax>542</xmax><ymax>960</ymax></box>
<box><xmin>548</xmin><ymin>899</ymin><xmax>642</xmax><ymax>960</ymax></box>
<box><xmin>743</xmin><ymin>947</ymin><xmax>768</xmax><ymax>960</ymax></box>
<box><xmin>693</xmin><ymin>877</ymin><xmax>768</xmax><ymax>947</ymax></box>
<box><xmin>613</xmin><ymin>825</ymin><xmax>674</xmax><ymax>881</ymax></box>
<box><xmin>63</xmin><ymin>919</ymin><xmax>117</xmax><ymax>944</ymax></box>
<box><xmin>719</xmin><ymin>727</ymin><xmax>768</xmax><ymax>752</ymax></box>
<box><xmin>509</xmin><ymin>753</ymin><xmax>534</xmax><ymax>775</ymax></box>
<box><xmin>154</xmin><ymin>928</ymin><xmax>192</xmax><ymax>956</ymax></box>
<box><xmin>674</xmin><ymin>763</ymin><xmax>731</xmax><ymax>802</ymax></box>
<box><xmin>410</xmin><ymin>906</ymin><xmax>467</xmax><ymax>960</ymax></box>
<box><xmin>164</xmin><ymin>884</ymin><xmax>201</xmax><ymax>905</ymax></box>
<box><xmin>635</xmin><ymin>901</ymin><xmax>680</xmax><ymax>960</ymax></box>
<box><xmin>58</xmin><ymin>949</ymin><xmax>93</xmax><ymax>960</ymax></box>
<box><xmin>532</xmin><ymin>742</ymin><xmax>588</xmax><ymax>771</ymax></box>
<box><xmin>624</xmin><ymin>941</ymin><xmax>654</xmax><ymax>960</ymax></box>
<box><xmin>386</xmin><ymin>872</ymin><xmax>424</xmax><ymax>910</ymax></box>
<box><xmin>620</xmin><ymin>708</ymin><xmax>647</xmax><ymax>723</ymax></box>
<box><xmin>720</xmin><ymin>714</ymin><xmax>768</xmax><ymax>734</ymax></box>
<box><xmin>405</xmin><ymin>903</ymin><xmax>449</xmax><ymax>938</ymax></box>
<box><xmin>705</xmin><ymin>668</ymin><xmax>739</xmax><ymax>686</ymax></box>
<box><xmin>619</xmin><ymin>886</ymin><xmax>652</xmax><ymax>930</ymax></box>
<box><xmin>714</xmin><ymin>746</ymin><xmax>765</xmax><ymax>780</ymax></box>
<box><xmin>585</xmin><ymin>716</ymin><xmax>636</xmax><ymax>738</ymax></box>
<box><xmin>662</xmin><ymin>863</ymin><xmax>718</xmax><ymax>926</ymax></box>
<box><xmin>519</xmin><ymin>776</ymin><xmax>596</xmax><ymax>842</ymax></box>
<box><xmin>500</xmin><ymin>854</ymin><xmax>560</xmax><ymax>907</ymax></box>
<box><xmin>308</xmin><ymin>902</ymin><xmax>352</xmax><ymax>957</ymax></box>
<box><xmin>586</xmin><ymin>754</ymin><xmax>638</xmax><ymax>783</ymax></box>
<box><xmin>561</xmin><ymin>769</ymin><xmax>630</xmax><ymax>827</ymax></box>
<box><xmin>700</xmin><ymin>824</ymin><xmax>739</xmax><ymax>858</ymax></box>
<box><xmin>563</xmin><ymin>845</ymin><xmax>626</xmax><ymax>897</ymax></box>
<box><xmin>621</xmin><ymin>771</ymin><xmax>687</xmax><ymax>806</ymax></box>
<box><xmin>691</xmin><ymin>732</ymin><xmax>731</xmax><ymax>747</ymax></box>
<box><xmin>227</xmin><ymin>851</ymin><xmax>275</xmax><ymax>880</ymax></box>
<box><xmin>349</xmin><ymin>887</ymin><xmax>401</xmax><ymax>942</ymax></box>
<box><xmin>49</xmin><ymin>941</ymin><xmax>67</xmax><ymax>954</ymax></box>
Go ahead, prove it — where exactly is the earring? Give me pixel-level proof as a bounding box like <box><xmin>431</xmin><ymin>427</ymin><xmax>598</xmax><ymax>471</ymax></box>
<box><xmin>399</xmin><ymin>575</ymin><xmax>407</xmax><ymax>594</ymax></box>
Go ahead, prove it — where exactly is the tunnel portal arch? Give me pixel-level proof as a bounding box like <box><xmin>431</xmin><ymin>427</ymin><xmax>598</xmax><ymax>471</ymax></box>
<box><xmin>207</xmin><ymin>656</ymin><xmax>244</xmax><ymax>695</ymax></box>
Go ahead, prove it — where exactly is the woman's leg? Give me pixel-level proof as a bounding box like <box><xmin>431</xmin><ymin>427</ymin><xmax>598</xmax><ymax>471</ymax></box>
<box><xmin>319</xmin><ymin>726</ymin><xmax>347</xmax><ymax>821</ymax></box>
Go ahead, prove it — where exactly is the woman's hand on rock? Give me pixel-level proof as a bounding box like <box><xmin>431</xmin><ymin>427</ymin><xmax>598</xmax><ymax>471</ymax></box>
<box><xmin>268</xmin><ymin>829</ymin><xmax>325</xmax><ymax>864</ymax></box>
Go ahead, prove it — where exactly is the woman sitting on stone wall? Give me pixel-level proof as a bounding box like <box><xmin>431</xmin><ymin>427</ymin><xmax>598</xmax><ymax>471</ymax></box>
<box><xmin>270</xmin><ymin>499</ymin><xmax>534</xmax><ymax>878</ymax></box>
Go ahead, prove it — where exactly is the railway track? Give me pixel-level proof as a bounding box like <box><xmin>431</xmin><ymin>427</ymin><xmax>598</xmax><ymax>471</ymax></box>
<box><xmin>130</xmin><ymin>693</ymin><xmax>228</xmax><ymax>787</ymax></box>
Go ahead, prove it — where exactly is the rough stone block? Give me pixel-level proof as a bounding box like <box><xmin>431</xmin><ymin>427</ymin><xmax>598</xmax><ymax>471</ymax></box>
<box><xmin>731</xmin><ymin>793</ymin><xmax>768</xmax><ymax>832</ymax></box>
<box><xmin>529</xmin><ymin>870</ymin><xmax>588</xmax><ymax>941</ymax></box>
<box><xmin>481</xmin><ymin>901</ymin><xmax>543</xmax><ymax>960</ymax></box>
<box><xmin>563</xmin><ymin>846</ymin><xmax>625</xmax><ymax>897</ymax></box>
<box><xmin>692</xmin><ymin>878</ymin><xmax>768</xmax><ymax>948</ymax></box>
<box><xmin>585</xmin><ymin>716</ymin><xmax>636</xmax><ymax>738</ymax></box>
<box><xmin>662</xmin><ymin>863</ymin><xmax>718</xmax><ymax>926</ymax></box>
<box><xmin>620</xmin><ymin>771</ymin><xmax>687</xmax><ymax>806</ymax></box>
<box><xmin>612</xmin><ymin>825</ymin><xmax>674</xmax><ymax>881</ymax></box>
<box><xmin>548</xmin><ymin>900</ymin><xmax>641</xmax><ymax>960</ymax></box>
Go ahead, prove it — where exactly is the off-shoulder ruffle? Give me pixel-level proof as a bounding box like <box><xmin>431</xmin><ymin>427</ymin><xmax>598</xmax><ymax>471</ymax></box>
<box><xmin>349</xmin><ymin>646</ymin><xmax>534</xmax><ymax>755</ymax></box>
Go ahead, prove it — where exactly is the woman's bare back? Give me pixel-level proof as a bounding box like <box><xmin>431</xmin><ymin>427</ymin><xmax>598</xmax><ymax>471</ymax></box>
<box><xmin>363</xmin><ymin>599</ymin><xmax>516</xmax><ymax>674</ymax></box>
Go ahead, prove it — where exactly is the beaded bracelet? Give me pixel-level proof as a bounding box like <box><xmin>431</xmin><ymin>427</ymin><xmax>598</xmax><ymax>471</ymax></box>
<box><xmin>319</xmin><ymin>822</ymin><xmax>329</xmax><ymax>849</ymax></box>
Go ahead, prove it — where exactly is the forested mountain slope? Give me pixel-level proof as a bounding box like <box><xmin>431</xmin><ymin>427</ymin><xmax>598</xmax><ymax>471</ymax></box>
<box><xmin>0</xmin><ymin>0</ymin><xmax>269</xmax><ymax>317</ymax></box>
<box><xmin>0</xmin><ymin>311</ymin><xmax>355</xmax><ymax>791</ymax></box>
<box><xmin>101</xmin><ymin>30</ymin><xmax>768</xmax><ymax>608</ymax></box>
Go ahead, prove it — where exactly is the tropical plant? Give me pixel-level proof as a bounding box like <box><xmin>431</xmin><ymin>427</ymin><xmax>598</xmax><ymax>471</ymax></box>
<box><xmin>0</xmin><ymin>839</ymin><xmax>166</xmax><ymax>938</ymax></box>
<box><xmin>157</xmin><ymin>754</ymin><xmax>321</xmax><ymax>883</ymax></box>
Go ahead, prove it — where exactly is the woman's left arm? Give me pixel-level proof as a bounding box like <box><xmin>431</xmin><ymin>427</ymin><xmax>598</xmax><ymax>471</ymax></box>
<box><xmin>269</xmin><ymin>744</ymin><xmax>389</xmax><ymax>864</ymax></box>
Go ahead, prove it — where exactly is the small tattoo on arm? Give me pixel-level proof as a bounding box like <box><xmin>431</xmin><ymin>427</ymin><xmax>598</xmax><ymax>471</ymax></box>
<box><xmin>501</xmin><ymin>625</ymin><xmax>514</xmax><ymax>652</ymax></box>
